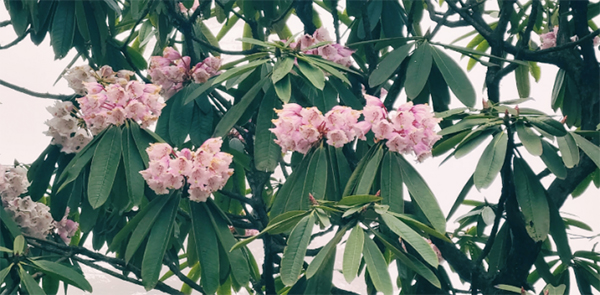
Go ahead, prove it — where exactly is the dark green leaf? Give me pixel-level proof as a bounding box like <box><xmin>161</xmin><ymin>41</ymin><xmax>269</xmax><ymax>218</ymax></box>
<box><xmin>31</xmin><ymin>260</ymin><xmax>93</xmax><ymax>292</ymax></box>
<box><xmin>446</xmin><ymin>175</ymin><xmax>474</xmax><ymax>221</ymax></box>
<box><xmin>213</xmin><ymin>77</ymin><xmax>268</xmax><ymax>137</ymax></box>
<box><xmin>557</xmin><ymin>133</ymin><xmax>579</xmax><ymax>168</ymax></box>
<box><xmin>355</xmin><ymin>145</ymin><xmax>384</xmax><ymax>195</ymax></box>
<box><xmin>19</xmin><ymin>265</ymin><xmax>45</xmax><ymax>294</ymax></box>
<box><xmin>571</xmin><ymin>133</ymin><xmax>600</xmax><ymax>169</ymax></box>
<box><xmin>369</xmin><ymin>43</ymin><xmax>413</xmax><ymax>87</ymax></box>
<box><xmin>380</xmin><ymin>152</ymin><xmax>404</xmax><ymax>213</ymax></box>
<box><xmin>526</xmin><ymin>117</ymin><xmax>567</xmax><ymax>137</ymax></box>
<box><xmin>280</xmin><ymin>214</ymin><xmax>315</xmax><ymax>286</ymax></box>
<box><xmin>516</xmin><ymin>121</ymin><xmax>542</xmax><ymax>156</ymax></box>
<box><xmin>338</xmin><ymin>195</ymin><xmax>382</xmax><ymax>206</ymax></box>
<box><xmin>405</xmin><ymin>43</ymin><xmax>432</xmax><ymax>99</ymax></box>
<box><xmin>125</xmin><ymin>195</ymin><xmax>171</xmax><ymax>263</ymax></box>
<box><xmin>548</xmin><ymin>197</ymin><xmax>572</xmax><ymax>265</ymax></box>
<box><xmin>362</xmin><ymin>232</ymin><xmax>393</xmax><ymax>295</ymax></box>
<box><xmin>513</xmin><ymin>157</ymin><xmax>550</xmax><ymax>242</ymax></box>
<box><xmin>190</xmin><ymin>201</ymin><xmax>220</xmax><ymax>294</ymax></box>
<box><xmin>88</xmin><ymin>126</ymin><xmax>122</xmax><ymax>209</ymax></box>
<box><xmin>122</xmin><ymin>124</ymin><xmax>146</xmax><ymax>206</ymax></box>
<box><xmin>381</xmin><ymin>213</ymin><xmax>438</xmax><ymax>268</ymax></box>
<box><xmin>141</xmin><ymin>193</ymin><xmax>179</xmax><ymax>290</ymax></box>
<box><xmin>300</xmin><ymin>146</ymin><xmax>328</xmax><ymax>200</ymax></box>
<box><xmin>515</xmin><ymin>64</ymin><xmax>530</xmax><ymax>98</ymax></box>
<box><xmin>212</xmin><ymin>59</ymin><xmax>269</xmax><ymax>85</ymax></box>
<box><xmin>430</xmin><ymin>45</ymin><xmax>476</xmax><ymax>107</ymax></box>
<box><xmin>397</xmin><ymin>155</ymin><xmax>446</xmax><ymax>233</ymax></box>
<box><xmin>297</xmin><ymin>59</ymin><xmax>325</xmax><ymax>90</ymax></box>
<box><xmin>51</xmin><ymin>1</ymin><xmax>76</xmax><ymax>59</ymax></box>
<box><xmin>474</xmin><ymin>132</ymin><xmax>508</xmax><ymax>190</ymax></box>
<box><xmin>343</xmin><ymin>224</ymin><xmax>364</xmax><ymax>283</ymax></box>
<box><xmin>274</xmin><ymin>74</ymin><xmax>291</xmax><ymax>103</ymax></box>
<box><xmin>540</xmin><ymin>140</ymin><xmax>568</xmax><ymax>180</ymax></box>
<box><xmin>254</xmin><ymin>88</ymin><xmax>282</xmax><ymax>172</ymax></box>
<box><xmin>272</xmin><ymin>57</ymin><xmax>295</xmax><ymax>84</ymax></box>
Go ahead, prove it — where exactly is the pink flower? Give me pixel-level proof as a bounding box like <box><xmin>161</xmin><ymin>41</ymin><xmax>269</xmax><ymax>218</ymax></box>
<box><xmin>540</xmin><ymin>27</ymin><xmax>558</xmax><ymax>50</ymax></box>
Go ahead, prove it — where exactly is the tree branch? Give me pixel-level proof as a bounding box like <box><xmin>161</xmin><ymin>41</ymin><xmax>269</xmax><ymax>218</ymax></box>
<box><xmin>190</xmin><ymin>35</ymin><xmax>260</xmax><ymax>55</ymax></box>
<box><xmin>0</xmin><ymin>78</ymin><xmax>75</xmax><ymax>101</ymax></box>
<box><xmin>0</xmin><ymin>29</ymin><xmax>29</xmax><ymax>50</ymax></box>
<box><xmin>0</xmin><ymin>20</ymin><xmax>10</xmax><ymax>27</ymax></box>
<box><xmin>164</xmin><ymin>255</ymin><xmax>205</xmax><ymax>294</ymax></box>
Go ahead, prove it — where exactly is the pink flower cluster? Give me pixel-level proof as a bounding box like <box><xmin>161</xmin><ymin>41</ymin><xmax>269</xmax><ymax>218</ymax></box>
<box><xmin>77</xmin><ymin>80</ymin><xmax>164</xmax><ymax>134</ymax></box>
<box><xmin>291</xmin><ymin>28</ymin><xmax>354</xmax><ymax>67</ymax></box>
<box><xmin>269</xmin><ymin>103</ymin><xmax>369</xmax><ymax>153</ymax></box>
<box><xmin>363</xmin><ymin>95</ymin><xmax>441</xmax><ymax>162</ymax></box>
<box><xmin>54</xmin><ymin>208</ymin><xmax>79</xmax><ymax>244</ymax></box>
<box><xmin>44</xmin><ymin>101</ymin><xmax>92</xmax><ymax>154</ymax></box>
<box><xmin>0</xmin><ymin>165</ymin><xmax>29</xmax><ymax>202</ymax></box>
<box><xmin>64</xmin><ymin>65</ymin><xmax>135</xmax><ymax>95</ymax></box>
<box><xmin>140</xmin><ymin>139</ymin><xmax>234</xmax><ymax>203</ymax></box>
<box><xmin>148</xmin><ymin>47</ymin><xmax>221</xmax><ymax>99</ymax></box>
<box><xmin>540</xmin><ymin>26</ymin><xmax>600</xmax><ymax>50</ymax></box>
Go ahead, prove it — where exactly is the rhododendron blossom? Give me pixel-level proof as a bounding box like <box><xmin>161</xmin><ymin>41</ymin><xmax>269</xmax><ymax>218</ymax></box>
<box><xmin>44</xmin><ymin>101</ymin><xmax>92</xmax><ymax>154</ymax></box>
<box><xmin>270</xmin><ymin>103</ymin><xmax>370</xmax><ymax>153</ymax></box>
<box><xmin>54</xmin><ymin>208</ymin><xmax>79</xmax><ymax>244</ymax></box>
<box><xmin>3</xmin><ymin>196</ymin><xmax>54</xmax><ymax>239</ymax></box>
<box><xmin>64</xmin><ymin>65</ymin><xmax>135</xmax><ymax>95</ymax></box>
<box><xmin>140</xmin><ymin>139</ymin><xmax>234</xmax><ymax>202</ymax></box>
<box><xmin>0</xmin><ymin>165</ymin><xmax>30</xmax><ymax>202</ymax></box>
<box><xmin>148</xmin><ymin>47</ymin><xmax>221</xmax><ymax>99</ymax></box>
<box><xmin>290</xmin><ymin>27</ymin><xmax>354</xmax><ymax>67</ymax></box>
<box><xmin>540</xmin><ymin>26</ymin><xmax>600</xmax><ymax>50</ymax></box>
<box><xmin>363</xmin><ymin>95</ymin><xmax>441</xmax><ymax>162</ymax></box>
<box><xmin>77</xmin><ymin>80</ymin><xmax>164</xmax><ymax>134</ymax></box>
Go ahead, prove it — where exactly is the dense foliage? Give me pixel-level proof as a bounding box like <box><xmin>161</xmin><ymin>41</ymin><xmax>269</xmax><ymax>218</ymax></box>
<box><xmin>1</xmin><ymin>0</ymin><xmax>599</xmax><ymax>294</ymax></box>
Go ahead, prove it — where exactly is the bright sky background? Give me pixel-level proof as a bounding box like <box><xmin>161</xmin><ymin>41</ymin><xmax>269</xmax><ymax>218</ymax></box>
<box><xmin>1</xmin><ymin>3</ymin><xmax>599</xmax><ymax>295</ymax></box>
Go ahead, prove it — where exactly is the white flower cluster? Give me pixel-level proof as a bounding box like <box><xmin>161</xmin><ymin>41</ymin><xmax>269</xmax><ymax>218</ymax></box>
<box><xmin>64</xmin><ymin>65</ymin><xmax>135</xmax><ymax>96</ymax></box>
<box><xmin>44</xmin><ymin>101</ymin><xmax>92</xmax><ymax>154</ymax></box>
<box><xmin>3</xmin><ymin>196</ymin><xmax>54</xmax><ymax>239</ymax></box>
<box><xmin>1</xmin><ymin>165</ymin><xmax>79</xmax><ymax>243</ymax></box>
<box><xmin>0</xmin><ymin>165</ymin><xmax>29</xmax><ymax>202</ymax></box>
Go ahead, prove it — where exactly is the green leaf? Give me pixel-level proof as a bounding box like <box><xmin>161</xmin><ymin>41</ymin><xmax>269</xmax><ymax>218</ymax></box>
<box><xmin>272</xmin><ymin>57</ymin><xmax>295</xmax><ymax>84</ymax></box>
<box><xmin>571</xmin><ymin>133</ymin><xmax>600</xmax><ymax>169</ymax></box>
<box><xmin>274</xmin><ymin>74</ymin><xmax>292</xmax><ymax>103</ymax></box>
<box><xmin>0</xmin><ymin>264</ymin><xmax>13</xmax><ymax>285</ymax></box>
<box><xmin>397</xmin><ymin>155</ymin><xmax>446</xmax><ymax>233</ymax></box>
<box><xmin>355</xmin><ymin>145</ymin><xmax>385</xmax><ymax>195</ymax></box>
<box><xmin>269</xmin><ymin>153</ymin><xmax>313</xmax><ymax>217</ymax></box>
<box><xmin>515</xmin><ymin>64</ymin><xmax>530</xmax><ymax>98</ymax></box>
<box><xmin>121</xmin><ymin>124</ymin><xmax>146</xmax><ymax>206</ymax></box>
<box><xmin>190</xmin><ymin>201</ymin><xmax>220</xmax><ymax>294</ymax></box>
<box><xmin>526</xmin><ymin>117</ymin><xmax>567</xmax><ymax>137</ymax></box>
<box><xmin>300</xmin><ymin>146</ymin><xmax>328</xmax><ymax>200</ymax></box>
<box><xmin>31</xmin><ymin>260</ymin><xmax>93</xmax><ymax>292</ymax></box>
<box><xmin>369</xmin><ymin>43</ymin><xmax>413</xmax><ymax>87</ymax></box>
<box><xmin>405</xmin><ymin>43</ymin><xmax>432</xmax><ymax>99</ymax></box>
<box><xmin>438</xmin><ymin>118</ymin><xmax>496</xmax><ymax>136</ymax></box>
<box><xmin>381</xmin><ymin>213</ymin><xmax>438</xmax><ymax>268</ymax></box>
<box><xmin>297</xmin><ymin>59</ymin><xmax>325</xmax><ymax>90</ymax></box>
<box><xmin>125</xmin><ymin>195</ymin><xmax>172</xmax><ymax>263</ymax></box>
<box><xmin>380</xmin><ymin>152</ymin><xmax>404</xmax><ymax>214</ymax></box>
<box><xmin>254</xmin><ymin>88</ymin><xmax>282</xmax><ymax>172</ymax></box>
<box><xmin>212</xmin><ymin>59</ymin><xmax>269</xmax><ymax>85</ymax></box>
<box><xmin>343</xmin><ymin>224</ymin><xmax>364</xmax><ymax>283</ymax></box>
<box><xmin>306</xmin><ymin>224</ymin><xmax>347</xmax><ymax>279</ymax></box>
<box><xmin>19</xmin><ymin>265</ymin><xmax>45</xmax><ymax>294</ymax></box>
<box><xmin>516</xmin><ymin>121</ymin><xmax>542</xmax><ymax>156</ymax></box>
<box><xmin>540</xmin><ymin>140</ymin><xmax>568</xmax><ymax>179</ymax></box>
<box><xmin>213</xmin><ymin>77</ymin><xmax>269</xmax><ymax>137</ymax></box>
<box><xmin>329</xmin><ymin>78</ymin><xmax>363</xmax><ymax>110</ymax></box>
<box><xmin>28</xmin><ymin>144</ymin><xmax>60</xmax><ymax>201</ymax></box>
<box><xmin>51</xmin><ymin>1</ymin><xmax>76</xmax><ymax>59</ymax></box>
<box><xmin>362</xmin><ymin>232</ymin><xmax>393</xmax><ymax>295</ymax></box>
<box><xmin>281</xmin><ymin>214</ymin><xmax>316</xmax><ymax>286</ymax></box>
<box><xmin>88</xmin><ymin>126</ymin><xmax>122</xmax><ymax>208</ymax></box>
<box><xmin>513</xmin><ymin>157</ymin><xmax>550</xmax><ymax>242</ymax></box>
<box><xmin>14</xmin><ymin>235</ymin><xmax>25</xmax><ymax>255</ymax></box>
<box><xmin>551</xmin><ymin>70</ymin><xmax>566</xmax><ymax>110</ymax></box>
<box><xmin>142</xmin><ymin>192</ymin><xmax>180</xmax><ymax>290</ymax></box>
<box><xmin>430</xmin><ymin>45</ymin><xmax>476</xmax><ymax>107</ymax></box>
<box><xmin>548</xmin><ymin>198</ymin><xmax>572</xmax><ymax>265</ymax></box>
<box><xmin>168</xmin><ymin>87</ymin><xmax>195</xmax><ymax>146</ymax></box>
<box><xmin>390</xmin><ymin>213</ymin><xmax>452</xmax><ymax>242</ymax></box>
<box><xmin>205</xmin><ymin>202</ymin><xmax>250</xmax><ymax>286</ymax></box>
<box><xmin>446</xmin><ymin>175</ymin><xmax>474</xmax><ymax>221</ymax></box>
<box><xmin>56</xmin><ymin>128</ymin><xmax>104</xmax><ymax>192</ymax></box>
<box><xmin>557</xmin><ymin>133</ymin><xmax>579</xmax><ymax>168</ymax></box>
<box><xmin>338</xmin><ymin>195</ymin><xmax>382</xmax><ymax>206</ymax></box>
<box><xmin>474</xmin><ymin>132</ymin><xmax>508</xmax><ymax>190</ymax></box>
<box><xmin>370</xmin><ymin>230</ymin><xmax>441</xmax><ymax>288</ymax></box>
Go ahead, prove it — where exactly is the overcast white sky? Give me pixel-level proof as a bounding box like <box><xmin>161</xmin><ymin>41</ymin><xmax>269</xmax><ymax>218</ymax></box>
<box><xmin>1</xmin><ymin>3</ymin><xmax>599</xmax><ymax>295</ymax></box>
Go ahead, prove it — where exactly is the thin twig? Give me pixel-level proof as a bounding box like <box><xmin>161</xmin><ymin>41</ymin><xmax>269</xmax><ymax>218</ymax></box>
<box><xmin>190</xmin><ymin>35</ymin><xmax>259</xmax><ymax>55</ymax></box>
<box><xmin>0</xmin><ymin>29</ymin><xmax>29</xmax><ymax>50</ymax></box>
<box><xmin>0</xmin><ymin>78</ymin><xmax>75</xmax><ymax>101</ymax></box>
<box><xmin>218</xmin><ymin>189</ymin><xmax>254</xmax><ymax>204</ymax></box>
<box><xmin>0</xmin><ymin>20</ymin><xmax>10</xmax><ymax>27</ymax></box>
<box><xmin>164</xmin><ymin>255</ymin><xmax>206</xmax><ymax>294</ymax></box>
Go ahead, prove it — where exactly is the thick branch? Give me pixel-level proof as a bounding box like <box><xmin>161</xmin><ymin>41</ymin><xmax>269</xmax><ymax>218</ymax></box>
<box><xmin>0</xmin><ymin>78</ymin><xmax>75</xmax><ymax>101</ymax></box>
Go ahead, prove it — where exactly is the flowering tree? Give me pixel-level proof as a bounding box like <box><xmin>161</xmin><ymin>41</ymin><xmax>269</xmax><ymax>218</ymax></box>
<box><xmin>1</xmin><ymin>0</ymin><xmax>599</xmax><ymax>294</ymax></box>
